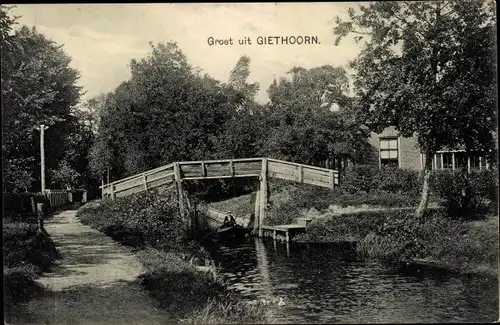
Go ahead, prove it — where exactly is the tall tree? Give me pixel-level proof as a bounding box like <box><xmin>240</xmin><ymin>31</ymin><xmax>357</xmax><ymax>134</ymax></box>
<box><xmin>215</xmin><ymin>55</ymin><xmax>263</xmax><ymax>159</ymax></box>
<box><xmin>90</xmin><ymin>42</ymin><xmax>239</xmax><ymax>180</ymax></box>
<box><xmin>260</xmin><ymin>66</ymin><xmax>369</xmax><ymax>166</ymax></box>
<box><xmin>333</xmin><ymin>1</ymin><xmax>496</xmax><ymax>217</ymax></box>
<box><xmin>1</xmin><ymin>7</ymin><xmax>82</xmax><ymax>192</ymax></box>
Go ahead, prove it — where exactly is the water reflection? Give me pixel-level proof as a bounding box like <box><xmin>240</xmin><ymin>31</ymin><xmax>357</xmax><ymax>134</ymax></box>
<box><xmin>207</xmin><ymin>238</ymin><xmax>498</xmax><ymax>324</ymax></box>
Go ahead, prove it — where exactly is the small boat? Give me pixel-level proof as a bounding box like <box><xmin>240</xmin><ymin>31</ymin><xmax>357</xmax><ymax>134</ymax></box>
<box><xmin>216</xmin><ymin>223</ymin><xmax>250</xmax><ymax>241</ymax></box>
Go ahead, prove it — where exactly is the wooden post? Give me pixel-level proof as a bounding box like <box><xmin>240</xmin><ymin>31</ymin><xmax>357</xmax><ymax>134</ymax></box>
<box><xmin>329</xmin><ymin>170</ymin><xmax>335</xmax><ymax>190</ymax></box>
<box><xmin>82</xmin><ymin>191</ymin><xmax>87</xmax><ymax>203</ymax></box>
<box><xmin>258</xmin><ymin>158</ymin><xmax>268</xmax><ymax>237</ymax></box>
<box><xmin>467</xmin><ymin>156</ymin><xmax>471</xmax><ymax>174</ymax></box>
<box><xmin>479</xmin><ymin>156</ymin><xmax>483</xmax><ymax>170</ymax></box>
<box><xmin>440</xmin><ymin>153</ymin><xmax>444</xmax><ymax>170</ymax></box>
<box><xmin>143</xmin><ymin>173</ymin><xmax>148</xmax><ymax>191</ymax></box>
<box><xmin>36</xmin><ymin>203</ymin><xmax>47</xmax><ymax>235</ymax></box>
<box><xmin>39</xmin><ymin>124</ymin><xmax>48</xmax><ymax>193</ymax></box>
<box><xmin>229</xmin><ymin>160</ymin><xmax>234</xmax><ymax>177</ymax></box>
<box><xmin>201</xmin><ymin>162</ymin><xmax>206</xmax><ymax>177</ymax></box>
<box><xmin>252</xmin><ymin>189</ymin><xmax>260</xmax><ymax>235</ymax></box>
<box><xmin>30</xmin><ymin>196</ymin><xmax>36</xmax><ymax>215</ymax></box>
<box><xmin>110</xmin><ymin>183</ymin><xmax>115</xmax><ymax>200</ymax></box>
<box><xmin>174</xmin><ymin>162</ymin><xmax>186</xmax><ymax>226</ymax></box>
<box><xmin>452</xmin><ymin>152</ymin><xmax>456</xmax><ymax>170</ymax></box>
<box><xmin>298</xmin><ymin>165</ymin><xmax>303</xmax><ymax>183</ymax></box>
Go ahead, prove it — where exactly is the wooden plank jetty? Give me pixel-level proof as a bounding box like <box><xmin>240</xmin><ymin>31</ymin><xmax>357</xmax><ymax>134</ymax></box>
<box><xmin>261</xmin><ymin>225</ymin><xmax>306</xmax><ymax>243</ymax></box>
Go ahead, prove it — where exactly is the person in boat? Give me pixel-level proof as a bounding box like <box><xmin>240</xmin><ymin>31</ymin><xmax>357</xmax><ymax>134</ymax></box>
<box><xmin>221</xmin><ymin>212</ymin><xmax>236</xmax><ymax>228</ymax></box>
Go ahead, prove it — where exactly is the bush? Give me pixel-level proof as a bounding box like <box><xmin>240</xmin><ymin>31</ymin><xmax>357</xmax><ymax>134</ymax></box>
<box><xmin>3</xmin><ymin>220</ymin><xmax>60</xmax><ymax>306</ymax></box>
<box><xmin>4</xmin><ymin>266</ymin><xmax>45</xmax><ymax>306</ymax></box>
<box><xmin>341</xmin><ymin>164</ymin><xmax>380</xmax><ymax>194</ymax></box>
<box><xmin>373</xmin><ymin>166</ymin><xmax>421</xmax><ymax>194</ymax></box>
<box><xmin>77</xmin><ymin>188</ymin><xmax>189</xmax><ymax>251</ymax></box>
<box><xmin>341</xmin><ymin>165</ymin><xmax>421</xmax><ymax>195</ymax></box>
<box><xmin>430</xmin><ymin>169</ymin><xmax>497</xmax><ymax>219</ymax></box>
<box><xmin>469</xmin><ymin>168</ymin><xmax>498</xmax><ymax>210</ymax></box>
<box><xmin>3</xmin><ymin>192</ymin><xmax>49</xmax><ymax>221</ymax></box>
<box><xmin>357</xmin><ymin>209</ymin><xmax>498</xmax><ymax>276</ymax></box>
<box><xmin>137</xmin><ymin>248</ymin><xmax>267</xmax><ymax>324</ymax></box>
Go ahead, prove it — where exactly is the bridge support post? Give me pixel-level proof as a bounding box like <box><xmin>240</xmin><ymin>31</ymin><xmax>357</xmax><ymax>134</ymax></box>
<box><xmin>252</xmin><ymin>190</ymin><xmax>260</xmax><ymax>235</ymax></box>
<box><xmin>258</xmin><ymin>158</ymin><xmax>268</xmax><ymax>237</ymax></box>
<box><xmin>174</xmin><ymin>162</ymin><xmax>187</xmax><ymax>227</ymax></box>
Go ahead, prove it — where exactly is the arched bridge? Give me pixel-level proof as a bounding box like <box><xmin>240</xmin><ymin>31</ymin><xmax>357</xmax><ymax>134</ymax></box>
<box><xmin>100</xmin><ymin>157</ymin><xmax>340</xmax><ymax>236</ymax></box>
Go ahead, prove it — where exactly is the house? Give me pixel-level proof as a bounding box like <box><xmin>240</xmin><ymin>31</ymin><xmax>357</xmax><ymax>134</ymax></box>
<box><xmin>366</xmin><ymin>126</ymin><xmax>496</xmax><ymax>172</ymax></box>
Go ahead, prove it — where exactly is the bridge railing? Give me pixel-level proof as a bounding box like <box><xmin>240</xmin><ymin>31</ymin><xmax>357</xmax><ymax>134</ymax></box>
<box><xmin>100</xmin><ymin>157</ymin><xmax>340</xmax><ymax>199</ymax></box>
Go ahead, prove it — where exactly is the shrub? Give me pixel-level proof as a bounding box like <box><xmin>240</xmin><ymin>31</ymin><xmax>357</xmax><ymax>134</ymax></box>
<box><xmin>357</xmin><ymin>209</ymin><xmax>498</xmax><ymax>276</ymax></box>
<box><xmin>3</xmin><ymin>192</ymin><xmax>49</xmax><ymax>221</ymax></box>
<box><xmin>341</xmin><ymin>165</ymin><xmax>421</xmax><ymax>195</ymax></box>
<box><xmin>137</xmin><ymin>248</ymin><xmax>267</xmax><ymax>324</ymax></box>
<box><xmin>373</xmin><ymin>166</ymin><xmax>421</xmax><ymax>194</ymax></box>
<box><xmin>3</xmin><ymin>219</ymin><xmax>60</xmax><ymax>307</ymax></box>
<box><xmin>77</xmin><ymin>188</ymin><xmax>189</xmax><ymax>251</ymax></box>
<box><xmin>341</xmin><ymin>164</ymin><xmax>380</xmax><ymax>194</ymax></box>
<box><xmin>430</xmin><ymin>169</ymin><xmax>497</xmax><ymax>219</ymax></box>
<box><xmin>4</xmin><ymin>266</ymin><xmax>45</xmax><ymax>306</ymax></box>
<box><xmin>469</xmin><ymin>168</ymin><xmax>498</xmax><ymax>211</ymax></box>
<box><xmin>357</xmin><ymin>209</ymin><xmax>458</xmax><ymax>261</ymax></box>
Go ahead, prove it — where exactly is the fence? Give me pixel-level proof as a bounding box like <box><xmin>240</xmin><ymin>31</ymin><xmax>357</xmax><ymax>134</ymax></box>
<box><xmin>44</xmin><ymin>189</ymin><xmax>69</xmax><ymax>208</ymax></box>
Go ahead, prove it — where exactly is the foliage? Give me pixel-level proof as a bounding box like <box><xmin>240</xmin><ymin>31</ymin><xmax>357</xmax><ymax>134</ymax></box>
<box><xmin>357</xmin><ymin>210</ymin><xmax>498</xmax><ymax>276</ymax></box>
<box><xmin>294</xmin><ymin>211</ymin><xmax>388</xmax><ymax>243</ymax></box>
<box><xmin>258</xmin><ymin>66</ymin><xmax>370</xmax><ymax>166</ymax></box>
<box><xmin>334</xmin><ymin>1</ymin><xmax>497</xmax><ymax>216</ymax></box>
<box><xmin>341</xmin><ymin>165</ymin><xmax>421</xmax><ymax>195</ymax></box>
<box><xmin>136</xmin><ymin>248</ymin><xmax>267</xmax><ymax>324</ymax></box>
<box><xmin>1</xmin><ymin>7</ymin><xmax>84</xmax><ymax>192</ymax></box>
<box><xmin>341</xmin><ymin>164</ymin><xmax>380</xmax><ymax>193</ymax></box>
<box><xmin>77</xmin><ymin>188</ymin><xmax>188</xmax><ymax>251</ymax></box>
<box><xmin>265</xmin><ymin>180</ymin><xmax>422</xmax><ymax>226</ymax></box>
<box><xmin>334</xmin><ymin>1</ymin><xmax>496</xmax><ymax>155</ymax></box>
<box><xmin>3</xmin><ymin>192</ymin><xmax>49</xmax><ymax>220</ymax></box>
<box><xmin>429</xmin><ymin>169</ymin><xmax>498</xmax><ymax>219</ymax></box>
<box><xmin>3</xmin><ymin>215</ymin><xmax>60</xmax><ymax>306</ymax></box>
<box><xmin>49</xmin><ymin>160</ymin><xmax>80</xmax><ymax>189</ymax></box>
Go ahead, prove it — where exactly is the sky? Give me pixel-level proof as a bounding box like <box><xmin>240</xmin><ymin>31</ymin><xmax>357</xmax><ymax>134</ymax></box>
<box><xmin>12</xmin><ymin>3</ymin><xmax>364</xmax><ymax>105</ymax></box>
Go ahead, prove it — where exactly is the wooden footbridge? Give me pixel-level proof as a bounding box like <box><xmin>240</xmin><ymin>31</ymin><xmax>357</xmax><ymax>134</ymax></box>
<box><xmin>100</xmin><ymin>158</ymin><xmax>339</xmax><ymax>238</ymax></box>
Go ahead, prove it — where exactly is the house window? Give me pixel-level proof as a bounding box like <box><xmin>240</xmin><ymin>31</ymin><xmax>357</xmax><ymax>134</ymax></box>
<box><xmin>380</xmin><ymin>138</ymin><xmax>399</xmax><ymax>167</ymax></box>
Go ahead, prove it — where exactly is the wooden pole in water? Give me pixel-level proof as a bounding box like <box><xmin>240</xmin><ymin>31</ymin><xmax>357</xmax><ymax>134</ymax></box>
<box><xmin>174</xmin><ymin>162</ymin><xmax>187</xmax><ymax>227</ymax></box>
<box><xmin>258</xmin><ymin>158</ymin><xmax>268</xmax><ymax>237</ymax></box>
<box><xmin>252</xmin><ymin>189</ymin><xmax>260</xmax><ymax>235</ymax></box>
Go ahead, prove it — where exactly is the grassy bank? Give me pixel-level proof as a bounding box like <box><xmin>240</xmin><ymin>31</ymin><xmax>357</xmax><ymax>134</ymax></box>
<box><xmin>3</xmin><ymin>216</ymin><xmax>61</xmax><ymax>310</ymax></box>
<box><xmin>208</xmin><ymin>179</ymin><xmax>426</xmax><ymax>226</ymax></box>
<box><xmin>295</xmin><ymin>209</ymin><xmax>498</xmax><ymax>277</ymax></box>
<box><xmin>76</xmin><ymin>190</ymin><xmax>267</xmax><ymax>324</ymax></box>
<box><xmin>357</xmin><ymin>211</ymin><xmax>498</xmax><ymax>277</ymax></box>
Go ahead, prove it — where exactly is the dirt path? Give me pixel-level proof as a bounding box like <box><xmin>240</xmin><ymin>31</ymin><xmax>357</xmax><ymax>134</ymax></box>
<box><xmin>7</xmin><ymin>209</ymin><xmax>170</xmax><ymax>325</ymax></box>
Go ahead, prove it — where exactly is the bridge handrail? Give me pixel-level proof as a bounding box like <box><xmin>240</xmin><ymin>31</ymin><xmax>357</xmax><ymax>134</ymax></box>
<box><xmin>266</xmin><ymin>158</ymin><xmax>339</xmax><ymax>174</ymax></box>
<box><xmin>101</xmin><ymin>157</ymin><xmax>340</xmax><ymax>198</ymax></box>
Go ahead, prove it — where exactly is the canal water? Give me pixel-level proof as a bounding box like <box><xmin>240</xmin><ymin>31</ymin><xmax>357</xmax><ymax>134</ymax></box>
<box><xmin>207</xmin><ymin>238</ymin><xmax>498</xmax><ymax>324</ymax></box>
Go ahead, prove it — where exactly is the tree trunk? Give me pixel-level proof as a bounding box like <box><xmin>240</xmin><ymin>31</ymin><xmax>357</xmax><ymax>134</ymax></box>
<box><xmin>415</xmin><ymin>152</ymin><xmax>433</xmax><ymax>218</ymax></box>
